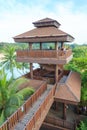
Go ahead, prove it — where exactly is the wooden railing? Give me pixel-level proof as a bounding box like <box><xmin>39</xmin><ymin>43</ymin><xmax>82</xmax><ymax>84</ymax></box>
<box><xmin>0</xmin><ymin>82</ymin><xmax>47</xmax><ymax>130</ymax></box>
<box><xmin>25</xmin><ymin>84</ymin><xmax>55</xmax><ymax>130</ymax></box>
<box><xmin>16</xmin><ymin>49</ymin><xmax>72</xmax><ymax>59</ymax></box>
<box><xmin>44</xmin><ymin>116</ymin><xmax>75</xmax><ymax>130</ymax></box>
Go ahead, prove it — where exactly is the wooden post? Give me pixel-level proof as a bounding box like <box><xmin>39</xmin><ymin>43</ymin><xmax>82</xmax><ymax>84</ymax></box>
<box><xmin>55</xmin><ymin>41</ymin><xmax>58</xmax><ymax>50</ymax></box>
<box><xmin>30</xmin><ymin>63</ymin><xmax>33</xmax><ymax>79</ymax></box>
<box><xmin>29</xmin><ymin>43</ymin><xmax>33</xmax><ymax>79</ymax></box>
<box><xmin>55</xmin><ymin>41</ymin><xmax>58</xmax><ymax>58</ymax></box>
<box><xmin>63</xmin><ymin>103</ymin><xmax>67</xmax><ymax>120</ymax></box>
<box><xmin>61</xmin><ymin>42</ymin><xmax>64</xmax><ymax>48</ymax></box>
<box><xmin>55</xmin><ymin>64</ymin><xmax>58</xmax><ymax>83</ymax></box>
<box><xmin>55</xmin><ymin>42</ymin><xmax>58</xmax><ymax>83</ymax></box>
<box><xmin>29</xmin><ymin>43</ymin><xmax>32</xmax><ymax>50</ymax></box>
<box><xmin>40</xmin><ymin>42</ymin><xmax>42</xmax><ymax>50</ymax></box>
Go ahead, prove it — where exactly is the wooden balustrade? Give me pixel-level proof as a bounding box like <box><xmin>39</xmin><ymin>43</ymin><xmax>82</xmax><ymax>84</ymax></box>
<box><xmin>0</xmin><ymin>82</ymin><xmax>47</xmax><ymax>130</ymax></box>
<box><xmin>16</xmin><ymin>49</ymin><xmax>72</xmax><ymax>59</ymax></box>
<box><xmin>0</xmin><ymin>120</ymin><xmax>8</xmax><ymax>130</ymax></box>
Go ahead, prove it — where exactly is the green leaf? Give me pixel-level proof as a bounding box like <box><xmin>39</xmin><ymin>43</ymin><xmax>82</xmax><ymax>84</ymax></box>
<box><xmin>0</xmin><ymin>111</ymin><xmax>5</xmax><ymax>126</ymax></box>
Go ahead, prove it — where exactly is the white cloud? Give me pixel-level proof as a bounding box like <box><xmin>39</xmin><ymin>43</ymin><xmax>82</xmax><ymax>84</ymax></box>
<box><xmin>0</xmin><ymin>0</ymin><xmax>87</xmax><ymax>44</ymax></box>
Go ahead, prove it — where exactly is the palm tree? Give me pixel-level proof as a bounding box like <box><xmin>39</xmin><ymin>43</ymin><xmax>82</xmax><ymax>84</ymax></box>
<box><xmin>0</xmin><ymin>69</ymin><xmax>34</xmax><ymax>125</ymax></box>
<box><xmin>0</xmin><ymin>45</ymin><xmax>18</xmax><ymax>78</ymax></box>
<box><xmin>0</xmin><ymin>44</ymin><xmax>29</xmax><ymax>78</ymax></box>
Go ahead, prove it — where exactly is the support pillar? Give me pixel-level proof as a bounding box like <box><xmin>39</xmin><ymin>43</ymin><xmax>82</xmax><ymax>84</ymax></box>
<box><xmin>63</xmin><ymin>103</ymin><xmax>67</xmax><ymax>120</ymax></box>
<box><xmin>55</xmin><ymin>65</ymin><xmax>58</xmax><ymax>83</ymax></box>
<box><xmin>55</xmin><ymin>41</ymin><xmax>59</xmax><ymax>83</ymax></box>
<box><xmin>61</xmin><ymin>42</ymin><xmax>64</xmax><ymax>49</ymax></box>
<box><xmin>29</xmin><ymin>43</ymin><xmax>32</xmax><ymax>50</ymax></box>
<box><xmin>55</xmin><ymin>41</ymin><xmax>58</xmax><ymax>58</ymax></box>
<box><xmin>40</xmin><ymin>42</ymin><xmax>42</xmax><ymax>50</ymax></box>
<box><xmin>55</xmin><ymin>41</ymin><xmax>58</xmax><ymax>50</ymax></box>
<box><xmin>30</xmin><ymin>63</ymin><xmax>33</xmax><ymax>79</ymax></box>
<box><xmin>29</xmin><ymin>43</ymin><xmax>33</xmax><ymax>79</ymax></box>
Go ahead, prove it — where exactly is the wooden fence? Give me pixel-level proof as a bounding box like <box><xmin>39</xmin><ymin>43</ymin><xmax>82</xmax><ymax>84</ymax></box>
<box><xmin>0</xmin><ymin>82</ymin><xmax>47</xmax><ymax>130</ymax></box>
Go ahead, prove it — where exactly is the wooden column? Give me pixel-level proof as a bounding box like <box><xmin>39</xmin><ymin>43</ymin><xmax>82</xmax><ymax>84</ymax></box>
<box><xmin>61</xmin><ymin>42</ymin><xmax>64</xmax><ymax>48</ymax></box>
<box><xmin>63</xmin><ymin>103</ymin><xmax>67</xmax><ymax>120</ymax></box>
<box><xmin>40</xmin><ymin>42</ymin><xmax>42</xmax><ymax>50</ymax></box>
<box><xmin>29</xmin><ymin>43</ymin><xmax>33</xmax><ymax>79</ymax></box>
<box><xmin>55</xmin><ymin>42</ymin><xmax>59</xmax><ymax>83</ymax></box>
<box><xmin>55</xmin><ymin>41</ymin><xmax>58</xmax><ymax>50</ymax></box>
<box><xmin>29</xmin><ymin>43</ymin><xmax>32</xmax><ymax>50</ymax></box>
<box><xmin>55</xmin><ymin>65</ymin><xmax>58</xmax><ymax>83</ymax></box>
<box><xmin>55</xmin><ymin>41</ymin><xmax>58</xmax><ymax>58</ymax></box>
<box><xmin>30</xmin><ymin>63</ymin><xmax>33</xmax><ymax>79</ymax></box>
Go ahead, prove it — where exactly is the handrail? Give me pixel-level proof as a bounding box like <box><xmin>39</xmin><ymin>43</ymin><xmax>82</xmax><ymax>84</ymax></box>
<box><xmin>0</xmin><ymin>81</ymin><xmax>47</xmax><ymax>130</ymax></box>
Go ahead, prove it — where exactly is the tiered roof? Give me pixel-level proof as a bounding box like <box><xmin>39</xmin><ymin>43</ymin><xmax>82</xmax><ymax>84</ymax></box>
<box><xmin>13</xmin><ymin>18</ymin><xmax>74</xmax><ymax>43</ymax></box>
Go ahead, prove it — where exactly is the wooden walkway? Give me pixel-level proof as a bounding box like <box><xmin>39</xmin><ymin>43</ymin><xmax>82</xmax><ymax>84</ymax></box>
<box><xmin>14</xmin><ymin>85</ymin><xmax>55</xmax><ymax>130</ymax></box>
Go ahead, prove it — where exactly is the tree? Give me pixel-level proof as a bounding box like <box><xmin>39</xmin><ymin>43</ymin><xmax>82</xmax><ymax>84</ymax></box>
<box><xmin>0</xmin><ymin>69</ymin><xmax>34</xmax><ymax>125</ymax></box>
<box><xmin>0</xmin><ymin>45</ymin><xmax>18</xmax><ymax>78</ymax></box>
<box><xmin>0</xmin><ymin>44</ymin><xmax>29</xmax><ymax>78</ymax></box>
<box><xmin>64</xmin><ymin>45</ymin><xmax>87</xmax><ymax>107</ymax></box>
<box><xmin>76</xmin><ymin>120</ymin><xmax>87</xmax><ymax>130</ymax></box>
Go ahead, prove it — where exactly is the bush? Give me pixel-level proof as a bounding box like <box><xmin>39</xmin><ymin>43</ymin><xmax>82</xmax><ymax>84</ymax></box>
<box><xmin>18</xmin><ymin>87</ymin><xmax>35</xmax><ymax>100</ymax></box>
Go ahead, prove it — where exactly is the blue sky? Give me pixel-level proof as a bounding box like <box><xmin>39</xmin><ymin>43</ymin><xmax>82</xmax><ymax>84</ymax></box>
<box><xmin>0</xmin><ymin>0</ymin><xmax>87</xmax><ymax>44</ymax></box>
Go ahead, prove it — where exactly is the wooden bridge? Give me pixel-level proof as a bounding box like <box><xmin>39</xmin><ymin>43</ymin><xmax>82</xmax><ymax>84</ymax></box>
<box><xmin>0</xmin><ymin>82</ymin><xmax>55</xmax><ymax>130</ymax></box>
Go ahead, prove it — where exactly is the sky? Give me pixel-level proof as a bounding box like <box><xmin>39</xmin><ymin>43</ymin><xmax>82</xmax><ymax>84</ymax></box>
<box><xmin>0</xmin><ymin>0</ymin><xmax>87</xmax><ymax>44</ymax></box>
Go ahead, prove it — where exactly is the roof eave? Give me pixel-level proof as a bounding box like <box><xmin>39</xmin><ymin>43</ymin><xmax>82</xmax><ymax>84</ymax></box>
<box><xmin>13</xmin><ymin>35</ymin><xmax>74</xmax><ymax>43</ymax></box>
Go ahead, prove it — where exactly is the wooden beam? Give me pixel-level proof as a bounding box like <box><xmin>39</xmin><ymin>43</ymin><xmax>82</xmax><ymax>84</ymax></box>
<box><xmin>30</xmin><ymin>63</ymin><xmax>33</xmax><ymax>79</ymax></box>
<box><xmin>54</xmin><ymin>98</ymin><xmax>78</xmax><ymax>105</ymax></box>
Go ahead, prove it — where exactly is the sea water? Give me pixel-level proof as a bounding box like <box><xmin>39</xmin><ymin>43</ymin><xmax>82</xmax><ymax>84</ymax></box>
<box><xmin>0</xmin><ymin>63</ymin><xmax>39</xmax><ymax>80</ymax></box>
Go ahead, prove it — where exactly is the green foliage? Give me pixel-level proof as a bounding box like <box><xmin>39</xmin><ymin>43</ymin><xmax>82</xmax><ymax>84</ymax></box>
<box><xmin>0</xmin><ymin>69</ymin><xmax>34</xmax><ymax>125</ymax></box>
<box><xmin>32</xmin><ymin>42</ymin><xmax>55</xmax><ymax>50</ymax></box>
<box><xmin>81</xmin><ymin>71</ymin><xmax>87</xmax><ymax>87</ymax></box>
<box><xmin>0</xmin><ymin>111</ymin><xmax>5</xmax><ymax>126</ymax></box>
<box><xmin>76</xmin><ymin>120</ymin><xmax>87</xmax><ymax>130</ymax></box>
<box><xmin>81</xmin><ymin>87</ymin><xmax>87</xmax><ymax>105</ymax></box>
<box><xmin>0</xmin><ymin>45</ymin><xmax>18</xmax><ymax>78</ymax></box>
<box><xmin>72</xmin><ymin>46</ymin><xmax>87</xmax><ymax>58</ymax></box>
<box><xmin>64</xmin><ymin>45</ymin><xmax>87</xmax><ymax>106</ymax></box>
<box><xmin>4</xmin><ymin>94</ymin><xmax>23</xmax><ymax>118</ymax></box>
<box><xmin>0</xmin><ymin>44</ymin><xmax>29</xmax><ymax>78</ymax></box>
<box><xmin>18</xmin><ymin>87</ymin><xmax>35</xmax><ymax>100</ymax></box>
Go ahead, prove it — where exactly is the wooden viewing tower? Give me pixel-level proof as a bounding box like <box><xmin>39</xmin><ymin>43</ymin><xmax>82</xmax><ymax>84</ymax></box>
<box><xmin>0</xmin><ymin>18</ymin><xmax>81</xmax><ymax>130</ymax></box>
<box><xmin>14</xmin><ymin>18</ymin><xmax>74</xmax><ymax>83</ymax></box>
